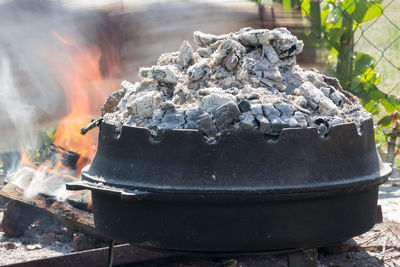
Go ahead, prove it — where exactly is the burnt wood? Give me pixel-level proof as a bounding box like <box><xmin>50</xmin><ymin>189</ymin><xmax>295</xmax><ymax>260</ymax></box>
<box><xmin>0</xmin><ymin>183</ymin><xmax>107</xmax><ymax>240</ymax></box>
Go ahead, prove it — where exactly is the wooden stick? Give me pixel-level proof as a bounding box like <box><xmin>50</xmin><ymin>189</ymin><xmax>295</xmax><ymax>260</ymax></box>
<box><xmin>0</xmin><ymin>183</ymin><xmax>108</xmax><ymax>240</ymax></box>
<box><xmin>388</xmin><ymin>226</ymin><xmax>400</xmax><ymax>243</ymax></box>
<box><xmin>359</xmin><ymin>228</ymin><xmax>389</xmax><ymax>246</ymax></box>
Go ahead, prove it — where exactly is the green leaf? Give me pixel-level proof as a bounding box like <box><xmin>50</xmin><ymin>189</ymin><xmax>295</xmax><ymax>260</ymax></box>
<box><xmin>320</xmin><ymin>5</ymin><xmax>330</xmax><ymax>27</ymax></box>
<box><xmin>374</xmin><ymin>126</ymin><xmax>387</xmax><ymax>150</ymax></box>
<box><xmin>364</xmin><ymin>100</ymin><xmax>380</xmax><ymax>114</ymax></box>
<box><xmin>327</xmin><ymin>4</ymin><xmax>344</xmax><ymax>28</ymax></box>
<box><xmin>283</xmin><ymin>0</ymin><xmax>291</xmax><ymax>11</ymax></box>
<box><xmin>325</xmin><ymin>27</ymin><xmax>345</xmax><ymax>40</ymax></box>
<box><xmin>368</xmin><ymin>85</ymin><xmax>385</xmax><ymax>100</ymax></box>
<box><xmin>386</xmin><ymin>95</ymin><xmax>400</xmax><ymax>109</ymax></box>
<box><xmin>377</xmin><ymin>115</ymin><xmax>393</xmax><ymax>127</ymax></box>
<box><xmin>300</xmin><ymin>0</ymin><xmax>310</xmax><ymax>17</ymax></box>
<box><xmin>341</xmin><ymin>0</ymin><xmax>357</xmax><ymax>14</ymax></box>
<box><xmin>356</xmin><ymin>67</ymin><xmax>380</xmax><ymax>85</ymax></box>
<box><xmin>359</xmin><ymin>3</ymin><xmax>383</xmax><ymax>23</ymax></box>
<box><xmin>328</xmin><ymin>46</ymin><xmax>339</xmax><ymax>62</ymax></box>
<box><xmin>343</xmin><ymin>0</ymin><xmax>383</xmax><ymax>25</ymax></box>
<box><xmin>354</xmin><ymin>52</ymin><xmax>375</xmax><ymax>74</ymax></box>
<box><xmin>381</xmin><ymin>99</ymin><xmax>397</xmax><ymax>113</ymax></box>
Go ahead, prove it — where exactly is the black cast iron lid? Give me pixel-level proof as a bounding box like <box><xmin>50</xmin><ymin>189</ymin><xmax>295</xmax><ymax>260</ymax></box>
<box><xmin>74</xmin><ymin>118</ymin><xmax>390</xmax><ymax>195</ymax></box>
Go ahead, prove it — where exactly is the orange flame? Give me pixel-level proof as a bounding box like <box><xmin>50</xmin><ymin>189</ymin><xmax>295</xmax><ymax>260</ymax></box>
<box><xmin>19</xmin><ymin>31</ymin><xmax>120</xmax><ymax>177</ymax></box>
<box><xmin>49</xmin><ymin>31</ymin><xmax>120</xmax><ymax>175</ymax></box>
<box><xmin>20</xmin><ymin>147</ymin><xmax>38</xmax><ymax>169</ymax></box>
<box><xmin>87</xmin><ymin>199</ymin><xmax>93</xmax><ymax>211</ymax></box>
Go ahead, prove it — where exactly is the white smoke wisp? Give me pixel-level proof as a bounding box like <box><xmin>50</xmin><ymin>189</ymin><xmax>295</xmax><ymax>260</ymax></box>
<box><xmin>7</xmin><ymin>166</ymin><xmax>75</xmax><ymax>201</ymax></box>
<box><xmin>0</xmin><ymin>0</ymin><xmax>122</xmax><ymax>200</ymax></box>
<box><xmin>0</xmin><ymin>1</ymin><xmax>87</xmax><ymax>156</ymax></box>
<box><xmin>0</xmin><ymin>53</ymin><xmax>38</xmax><ymax>152</ymax></box>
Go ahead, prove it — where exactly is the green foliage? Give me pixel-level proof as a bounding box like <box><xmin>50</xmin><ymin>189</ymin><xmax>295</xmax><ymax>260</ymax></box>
<box><xmin>374</xmin><ymin>124</ymin><xmax>387</xmax><ymax>151</ymax></box>
<box><xmin>24</xmin><ymin>128</ymin><xmax>56</xmax><ymax>164</ymax></box>
<box><xmin>268</xmin><ymin>0</ymin><xmax>400</xmax><ymax>162</ymax></box>
<box><xmin>340</xmin><ymin>0</ymin><xmax>383</xmax><ymax>24</ymax></box>
<box><xmin>283</xmin><ymin>0</ymin><xmax>292</xmax><ymax>11</ymax></box>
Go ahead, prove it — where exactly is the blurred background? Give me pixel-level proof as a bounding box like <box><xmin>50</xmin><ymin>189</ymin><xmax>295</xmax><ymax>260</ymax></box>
<box><xmin>0</xmin><ymin>0</ymin><xmax>399</xmax><ymax>176</ymax></box>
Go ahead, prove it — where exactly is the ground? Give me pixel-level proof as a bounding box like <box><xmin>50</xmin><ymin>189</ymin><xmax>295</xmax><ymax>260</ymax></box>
<box><xmin>378</xmin><ymin>172</ymin><xmax>400</xmax><ymax>222</ymax></box>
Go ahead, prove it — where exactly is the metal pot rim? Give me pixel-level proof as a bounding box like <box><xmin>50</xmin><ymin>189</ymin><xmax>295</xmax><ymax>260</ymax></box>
<box><xmin>69</xmin><ymin>117</ymin><xmax>391</xmax><ymax>197</ymax></box>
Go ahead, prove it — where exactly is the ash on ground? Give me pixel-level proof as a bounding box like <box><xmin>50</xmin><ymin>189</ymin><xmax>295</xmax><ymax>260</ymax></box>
<box><xmin>0</xmin><ymin>209</ymin><xmax>73</xmax><ymax>266</ymax></box>
<box><xmin>0</xmin><ymin>180</ymin><xmax>105</xmax><ymax>265</ymax></box>
<box><xmin>102</xmin><ymin>27</ymin><xmax>369</xmax><ymax>140</ymax></box>
<box><xmin>127</xmin><ymin>221</ymin><xmax>400</xmax><ymax>267</ymax></box>
<box><xmin>0</xmin><ymin>203</ymin><xmax>107</xmax><ymax>265</ymax></box>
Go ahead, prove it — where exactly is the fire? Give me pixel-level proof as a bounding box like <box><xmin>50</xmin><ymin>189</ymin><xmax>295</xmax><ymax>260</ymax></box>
<box><xmin>19</xmin><ymin>31</ymin><xmax>120</xmax><ymax>177</ymax></box>
<box><xmin>87</xmin><ymin>199</ymin><xmax>93</xmax><ymax>211</ymax></box>
<box><xmin>49</xmin><ymin>31</ymin><xmax>120</xmax><ymax>175</ymax></box>
<box><xmin>20</xmin><ymin>147</ymin><xmax>38</xmax><ymax>169</ymax></box>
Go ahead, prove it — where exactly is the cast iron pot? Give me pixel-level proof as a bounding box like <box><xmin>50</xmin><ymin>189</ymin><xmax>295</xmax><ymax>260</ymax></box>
<box><xmin>67</xmin><ymin>118</ymin><xmax>391</xmax><ymax>253</ymax></box>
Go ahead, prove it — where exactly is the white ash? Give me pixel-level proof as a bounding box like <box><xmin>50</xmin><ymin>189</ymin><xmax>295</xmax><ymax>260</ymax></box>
<box><xmin>102</xmin><ymin>27</ymin><xmax>370</xmax><ymax>140</ymax></box>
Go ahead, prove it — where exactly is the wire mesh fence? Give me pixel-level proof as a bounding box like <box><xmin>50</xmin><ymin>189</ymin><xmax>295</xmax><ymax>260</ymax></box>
<box><xmin>276</xmin><ymin>0</ymin><xmax>400</xmax><ymax>163</ymax></box>
<box><xmin>355</xmin><ymin>0</ymin><xmax>400</xmax><ymax>110</ymax></box>
<box><xmin>296</xmin><ymin>0</ymin><xmax>399</xmax><ymax>108</ymax></box>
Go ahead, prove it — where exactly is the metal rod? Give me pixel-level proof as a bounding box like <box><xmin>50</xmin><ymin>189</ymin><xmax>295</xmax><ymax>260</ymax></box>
<box><xmin>4</xmin><ymin>243</ymin><xmax>170</xmax><ymax>267</ymax></box>
<box><xmin>107</xmin><ymin>240</ymin><xmax>115</xmax><ymax>267</ymax></box>
<box><xmin>81</xmin><ymin>118</ymin><xmax>102</xmax><ymax>135</ymax></box>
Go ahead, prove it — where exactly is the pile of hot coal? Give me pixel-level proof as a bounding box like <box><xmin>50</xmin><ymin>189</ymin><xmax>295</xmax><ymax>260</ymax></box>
<box><xmin>102</xmin><ymin>27</ymin><xmax>369</xmax><ymax>141</ymax></box>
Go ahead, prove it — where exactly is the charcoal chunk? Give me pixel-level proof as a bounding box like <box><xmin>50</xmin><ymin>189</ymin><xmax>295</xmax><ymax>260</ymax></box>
<box><xmin>239</xmin><ymin>112</ymin><xmax>257</xmax><ymax>130</ymax></box>
<box><xmin>256</xmin><ymin>115</ymin><xmax>272</xmax><ymax>134</ymax></box>
<box><xmin>314</xmin><ymin>118</ymin><xmax>330</xmax><ymax>136</ymax></box>
<box><xmin>274</xmin><ymin>102</ymin><xmax>295</xmax><ymax>115</ymax></box>
<box><xmin>196</xmin><ymin>113</ymin><xmax>217</xmax><ymax>137</ymax></box>
<box><xmin>160</xmin><ymin>101</ymin><xmax>175</xmax><ymax>111</ymax></box>
<box><xmin>103</xmin><ymin>27</ymin><xmax>370</xmax><ymax>137</ymax></box>
<box><xmin>250</xmin><ymin>104</ymin><xmax>264</xmax><ymax>116</ymax></box>
<box><xmin>268</xmin><ymin>115</ymin><xmax>288</xmax><ymax>134</ymax></box>
<box><xmin>177</xmin><ymin>40</ymin><xmax>194</xmax><ymax>68</ymax></box>
<box><xmin>294</xmin><ymin>112</ymin><xmax>308</xmax><ymax>128</ymax></box>
<box><xmin>185</xmin><ymin>108</ymin><xmax>203</xmax><ymax>122</ymax></box>
<box><xmin>212</xmin><ymin>102</ymin><xmax>241</xmax><ymax>130</ymax></box>
<box><xmin>159</xmin><ymin>110</ymin><xmax>185</xmax><ymax>129</ymax></box>
<box><xmin>101</xmin><ymin>89</ymin><xmax>126</xmax><ymax>116</ymax></box>
<box><xmin>185</xmin><ymin>121</ymin><xmax>197</xmax><ymax>129</ymax></box>
<box><xmin>187</xmin><ymin>60</ymin><xmax>210</xmax><ymax>82</ymax></box>
<box><xmin>263</xmin><ymin>103</ymin><xmax>281</xmax><ymax>117</ymax></box>
<box><xmin>238</xmin><ymin>99</ymin><xmax>251</xmax><ymax>112</ymax></box>
<box><xmin>281</xmin><ymin>115</ymin><xmax>299</xmax><ymax>127</ymax></box>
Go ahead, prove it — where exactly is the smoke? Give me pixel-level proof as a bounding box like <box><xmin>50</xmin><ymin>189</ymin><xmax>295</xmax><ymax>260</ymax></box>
<box><xmin>0</xmin><ymin>0</ymin><xmax>123</xmax><ymax>200</ymax></box>
<box><xmin>7</xmin><ymin>166</ymin><xmax>74</xmax><ymax>201</ymax></box>
<box><xmin>1</xmin><ymin>1</ymin><xmax>64</xmax><ymax>153</ymax></box>
<box><xmin>0</xmin><ymin>0</ymin><xmax>118</xmax><ymax>165</ymax></box>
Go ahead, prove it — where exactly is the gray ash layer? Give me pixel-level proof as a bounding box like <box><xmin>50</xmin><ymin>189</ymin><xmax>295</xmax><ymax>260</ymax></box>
<box><xmin>102</xmin><ymin>27</ymin><xmax>370</xmax><ymax>139</ymax></box>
